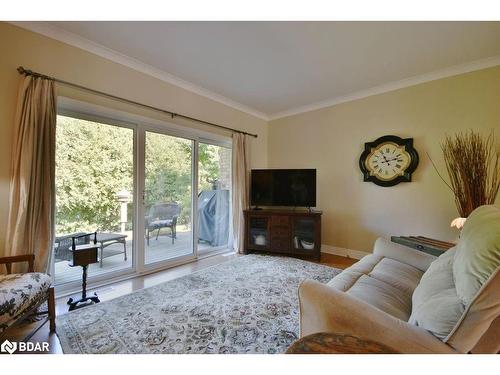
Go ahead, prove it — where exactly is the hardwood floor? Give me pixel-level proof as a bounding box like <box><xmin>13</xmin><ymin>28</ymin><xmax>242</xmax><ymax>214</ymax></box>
<box><xmin>320</xmin><ymin>253</ymin><xmax>358</xmax><ymax>269</ymax></box>
<box><xmin>15</xmin><ymin>252</ymin><xmax>357</xmax><ymax>354</ymax></box>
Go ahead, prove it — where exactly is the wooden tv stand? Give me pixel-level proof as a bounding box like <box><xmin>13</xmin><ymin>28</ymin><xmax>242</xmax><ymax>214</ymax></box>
<box><xmin>243</xmin><ymin>209</ymin><xmax>322</xmax><ymax>261</ymax></box>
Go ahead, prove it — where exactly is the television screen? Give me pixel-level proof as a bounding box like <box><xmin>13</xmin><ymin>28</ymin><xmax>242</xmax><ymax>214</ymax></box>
<box><xmin>250</xmin><ymin>169</ymin><xmax>316</xmax><ymax>207</ymax></box>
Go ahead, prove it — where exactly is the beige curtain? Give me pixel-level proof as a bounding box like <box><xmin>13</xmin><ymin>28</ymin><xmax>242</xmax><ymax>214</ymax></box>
<box><xmin>5</xmin><ymin>75</ymin><xmax>56</xmax><ymax>273</ymax></box>
<box><xmin>231</xmin><ymin>133</ymin><xmax>250</xmax><ymax>254</ymax></box>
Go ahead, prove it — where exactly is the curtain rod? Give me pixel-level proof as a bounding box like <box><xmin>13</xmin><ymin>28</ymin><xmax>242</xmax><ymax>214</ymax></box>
<box><xmin>17</xmin><ymin>66</ymin><xmax>258</xmax><ymax>138</ymax></box>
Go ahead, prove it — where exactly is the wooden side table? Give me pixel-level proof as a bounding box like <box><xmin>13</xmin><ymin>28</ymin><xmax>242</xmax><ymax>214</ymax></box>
<box><xmin>286</xmin><ymin>332</ymin><xmax>399</xmax><ymax>354</ymax></box>
<box><xmin>67</xmin><ymin>232</ymin><xmax>101</xmax><ymax>311</ymax></box>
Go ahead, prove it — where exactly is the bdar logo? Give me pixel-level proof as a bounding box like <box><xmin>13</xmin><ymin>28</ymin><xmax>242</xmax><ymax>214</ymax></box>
<box><xmin>1</xmin><ymin>339</ymin><xmax>17</xmax><ymax>354</ymax></box>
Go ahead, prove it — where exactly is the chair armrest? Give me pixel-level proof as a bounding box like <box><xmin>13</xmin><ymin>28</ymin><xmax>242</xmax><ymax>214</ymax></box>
<box><xmin>0</xmin><ymin>254</ymin><xmax>35</xmax><ymax>273</ymax></box>
<box><xmin>299</xmin><ymin>280</ymin><xmax>457</xmax><ymax>353</ymax></box>
<box><xmin>373</xmin><ymin>237</ymin><xmax>436</xmax><ymax>272</ymax></box>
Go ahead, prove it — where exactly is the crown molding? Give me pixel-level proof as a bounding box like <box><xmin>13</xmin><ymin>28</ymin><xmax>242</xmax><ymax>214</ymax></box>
<box><xmin>10</xmin><ymin>21</ymin><xmax>270</xmax><ymax>121</ymax></box>
<box><xmin>11</xmin><ymin>22</ymin><xmax>500</xmax><ymax>123</ymax></box>
<box><xmin>269</xmin><ymin>54</ymin><xmax>500</xmax><ymax>120</ymax></box>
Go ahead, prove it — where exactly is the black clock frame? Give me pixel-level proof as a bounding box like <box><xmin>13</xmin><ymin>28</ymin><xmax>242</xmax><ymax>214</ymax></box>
<box><xmin>359</xmin><ymin>135</ymin><xmax>419</xmax><ymax>187</ymax></box>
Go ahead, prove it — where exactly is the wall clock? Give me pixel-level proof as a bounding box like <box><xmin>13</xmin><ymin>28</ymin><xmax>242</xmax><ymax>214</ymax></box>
<box><xmin>359</xmin><ymin>135</ymin><xmax>419</xmax><ymax>187</ymax></box>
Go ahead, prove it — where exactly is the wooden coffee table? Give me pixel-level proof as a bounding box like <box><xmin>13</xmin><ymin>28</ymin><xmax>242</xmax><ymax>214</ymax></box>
<box><xmin>286</xmin><ymin>332</ymin><xmax>399</xmax><ymax>354</ymax></box>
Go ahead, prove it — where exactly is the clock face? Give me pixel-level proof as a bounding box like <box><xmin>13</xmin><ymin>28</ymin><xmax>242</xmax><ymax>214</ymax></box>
<box><xmin>365</xmin><ymin>142</ymin><xmax>411</xmax><ymax>181</ymax></box>
<box><xmin>359</xmin><ymin>135</ymin><xmax>419</xmax><ymax>187</ymax></box>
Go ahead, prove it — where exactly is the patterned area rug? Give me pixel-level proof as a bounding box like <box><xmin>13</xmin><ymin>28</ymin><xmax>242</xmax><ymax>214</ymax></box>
<box><xmin>57</xmin><ymin>254</ymin><xmax>340</xmax><ymax>354</ymax></box>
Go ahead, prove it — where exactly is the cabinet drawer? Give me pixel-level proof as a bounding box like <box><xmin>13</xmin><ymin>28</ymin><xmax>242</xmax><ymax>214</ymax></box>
<box><xmin>272</xmin><ymin>227</ymin><xmax>290</xmax><ymax>238</ymax></box>
<box><xmin>271</xmin><ymin>238</ymin><xmax>290</xmax><ymax>251</ymax></box>
<box><xmin>271</xmin><ymin>215</ymin><xmax>289</xmax><ymax>226</ymax></box>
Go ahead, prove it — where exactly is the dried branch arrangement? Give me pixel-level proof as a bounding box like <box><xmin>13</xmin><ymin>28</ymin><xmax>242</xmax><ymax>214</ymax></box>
<box><xmin>433</xmin><ymin>131</ymin><xmax>500</xmax><ymax>218</ymax></box>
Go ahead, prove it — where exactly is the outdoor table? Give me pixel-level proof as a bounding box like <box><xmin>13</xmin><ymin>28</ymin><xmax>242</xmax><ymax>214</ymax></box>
<box><xmin>96</xmin><ymin>233</ymin><xmax>128</xmax><ymax>267</ymax></box>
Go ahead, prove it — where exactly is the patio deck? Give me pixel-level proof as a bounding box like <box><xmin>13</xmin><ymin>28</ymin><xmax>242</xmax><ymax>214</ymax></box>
<box><xmin>54</xmin><ymin>231</ymin><xmax>223</xmax><ymax>285</ymax></box>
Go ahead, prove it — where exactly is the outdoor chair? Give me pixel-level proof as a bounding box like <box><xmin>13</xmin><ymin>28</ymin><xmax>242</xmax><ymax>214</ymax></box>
<box><xmin>145</xmin><ymin>202</ymin><xmax>181</xmax><ymax>245</ymax></box>
<box><xmin>54</xmin><ymin>232</ymin><xmax>89</xmax><ymax>262</ymax></box>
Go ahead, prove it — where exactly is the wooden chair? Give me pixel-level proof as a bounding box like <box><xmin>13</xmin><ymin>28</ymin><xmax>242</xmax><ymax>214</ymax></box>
<box><xmin>0</xmin><ymin>254</ymin><xmax>56</xmax><ymax>340</ymax></box>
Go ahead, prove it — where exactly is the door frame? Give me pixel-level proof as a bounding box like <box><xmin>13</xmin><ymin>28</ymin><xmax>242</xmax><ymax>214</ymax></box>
<box><xmin>54</xmin><ymin>98</ymin><xmax>232</xmax><ymax>295</ymax></box>
<box><xmin>137</xmin><ymin>124</ymin><xmax>199</xmax><ymax>274</ymax></box>
<box><xmin>54</xmin><ymin>108</ymin><xmax>139</xmax><ymax>295</ymax></box>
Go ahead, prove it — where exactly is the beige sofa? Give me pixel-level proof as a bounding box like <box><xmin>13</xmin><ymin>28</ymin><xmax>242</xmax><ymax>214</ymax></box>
<box><xmin>299</xmin><ymin>205</ymin><xmax>500</xmax><ymax>353</ymax></box>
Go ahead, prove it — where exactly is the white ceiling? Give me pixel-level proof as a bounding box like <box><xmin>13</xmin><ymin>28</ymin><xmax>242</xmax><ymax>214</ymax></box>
<box><xmin>21</xmin><ymin>22</ymin><xmax>500</xmax><ymax>119</ymax></box>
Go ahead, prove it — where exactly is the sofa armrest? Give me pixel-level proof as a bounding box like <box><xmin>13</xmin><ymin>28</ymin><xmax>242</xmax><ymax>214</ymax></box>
<box><xmin>373</xmin><ymin>237</ymin><xmax>436</xmax><ymax>272</ymax></box>
<box><xmin>299</xmin><ymin>280</ymin><xmax>457</xmax><ymax>353</ymax></box>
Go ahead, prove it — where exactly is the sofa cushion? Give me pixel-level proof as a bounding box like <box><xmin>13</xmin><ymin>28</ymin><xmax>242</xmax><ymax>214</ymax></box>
<box><xmin>369</xmin><ymin>257</ymin><xmax>423</xmax><ymax>297</ymax></box>
<box><xmin>0</xmin><ymin>272</ymin><xmax>51</xmax><ymax>332</ymax></box>
<box><xmin>347</xmin><ymin>274</ymin><xmax>413</xmax><ymax>321</ymax></box>
<box><xmin>328</xmin><ymin>254</ymin><xmax>423</xmax><ymax>321</ymax></box>
<box><xmin>456</xmin><ymin>274</ymin><xmax>500</xmax><ymax>353</ymax></box>
<box><xmin>453</xmin><ymin>205</ymin><xmax>500</xmax><ymax>306</ymax></box>
<box><xmin>410</xmin><ymin>205</ymin><xmax>500</xmax><ymax>352</ymax></box>
<box><xmin>327</xmin><ymin>254</ymin><xmax>382</xmax><ymax>291</ymax></box>
<box><xmin>446</xmin><ymin>205</ymin><xmax>500</xmax><ymax>352</ymax></box>
<box><xmin>409</xmin><ymin>248</ymin><xmax>465</xmax><ymax>339</ymax></box>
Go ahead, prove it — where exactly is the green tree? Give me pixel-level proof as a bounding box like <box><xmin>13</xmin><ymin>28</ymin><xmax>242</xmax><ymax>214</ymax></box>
<box><xmin>198</xmin><ymin>143</ymin><xmax>220</xmax><ymax>191</ymax></box>
<box><xmin>55</xmin><ymin>115</ymin><xmax>133</xmax><ymax>233</ymax></box>
<box><xmin>145</xmin><ymin>132</ymin><xmax>193</xmax><ymax>224</ymax></box>
<box><xmin>55</xmin><ymin>115</ymin><xmax>228</xmax><ymax>235</ymax></box>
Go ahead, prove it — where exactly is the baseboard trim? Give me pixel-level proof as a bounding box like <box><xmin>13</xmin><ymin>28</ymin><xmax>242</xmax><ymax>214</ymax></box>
<box><xmin>321</xmin><ymin>245</ymin><xmax>370</xmax><ymax>260</ymax></box>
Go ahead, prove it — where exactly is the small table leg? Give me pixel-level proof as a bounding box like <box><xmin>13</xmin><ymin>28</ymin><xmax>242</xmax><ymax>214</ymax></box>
<box><xmin>67</xmin><ymin>264</ymin><xmax>100</xmax><ymax>311</ymax></box>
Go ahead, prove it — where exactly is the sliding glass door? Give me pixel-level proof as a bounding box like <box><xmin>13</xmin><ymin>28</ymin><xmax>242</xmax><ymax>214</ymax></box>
<box><xmin>144</xmin><ymin>131</ymin><xmax>195</xmax><ymax>265</ymax></box>
<box><xmin>54</xmin><ymin>109</ymin><xmax>231</xmax><ymax>289</ymax></box>
<box><xmin>54</xmin><ymin>114</ymin><xmax>135</xmax><ymax>285</ymax></box>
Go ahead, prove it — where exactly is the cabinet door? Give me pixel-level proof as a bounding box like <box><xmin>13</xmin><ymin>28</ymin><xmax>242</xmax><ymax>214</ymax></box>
<box><xmin>292</xmin><ymin>216</ymin><xmax>319</xmax><ymax>254</ymax></box>
<box><xmin>247</xmin><ymin>215</ymin><xmax>270</xmax><ymax>250</ymax></box>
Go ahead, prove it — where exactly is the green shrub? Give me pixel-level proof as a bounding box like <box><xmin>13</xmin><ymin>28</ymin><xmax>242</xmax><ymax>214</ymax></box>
<box><xmin>55</xmin><ymin>115</ymin><xmax>227</xmax><ymax>235</ymax></box>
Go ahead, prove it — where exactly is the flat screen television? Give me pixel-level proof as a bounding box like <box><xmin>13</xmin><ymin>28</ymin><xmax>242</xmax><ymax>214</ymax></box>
<box><xmin>250</xmin><ymin>169</ymin><xmax>316</xmax><ymax>207</ymax></box>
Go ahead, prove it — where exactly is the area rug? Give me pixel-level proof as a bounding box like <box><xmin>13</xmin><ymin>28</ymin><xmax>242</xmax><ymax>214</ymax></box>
<box><xmin>57</xmin><ymin>254</ymin><xmax>340</xmax><ymax>354</ymax></box>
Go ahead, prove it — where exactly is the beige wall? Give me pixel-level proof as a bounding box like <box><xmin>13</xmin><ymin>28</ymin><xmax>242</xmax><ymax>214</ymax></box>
<box><xmin>0</xmin><ymin>23</ymin><xmax>268</xmax><ymax>253</ymax></box>
<box><xmin>2</xmin><ymin>22</ymin><xmax>499</xmax><ymax>256</ymax></box>
<box><xmin>269</xmin><ymin>66</ymin><xmax>500</xmax><ymax>252</ymax></box>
